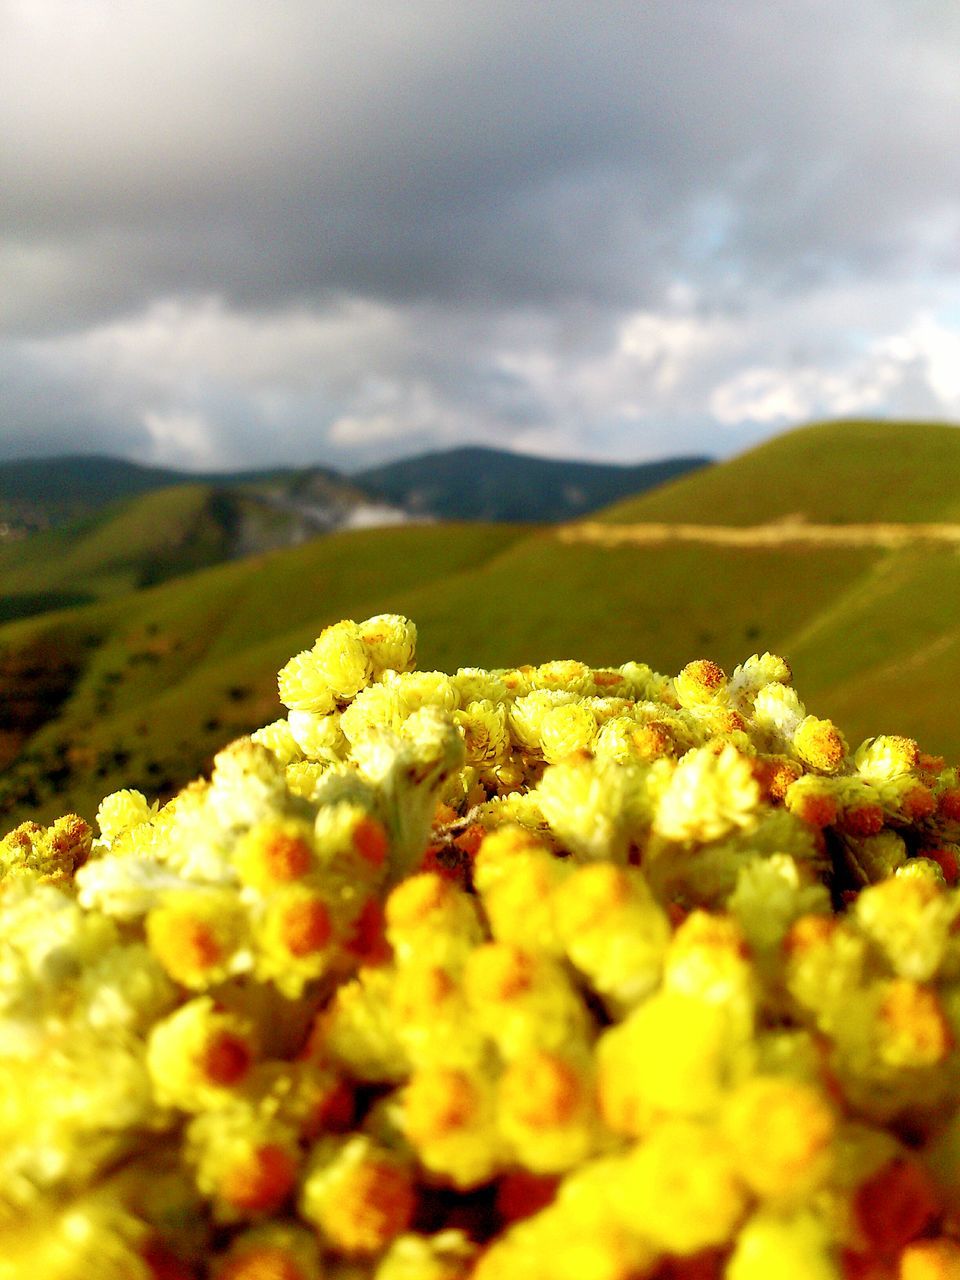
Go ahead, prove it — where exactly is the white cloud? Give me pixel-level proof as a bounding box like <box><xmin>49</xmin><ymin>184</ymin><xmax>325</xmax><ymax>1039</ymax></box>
<box><xmin>142</xmin><ymin>408</ymin><xmax>217</xmax><ymax>468</ymax></box>
<box><xmin>880</xmin><ymin>316</ymin><xmax>960</xmax><ymax>406</ymax></box>
<box><xmin>708</xmin><ymin>312</ymin><xmax>960</xmax><ymax>429</ymax></box>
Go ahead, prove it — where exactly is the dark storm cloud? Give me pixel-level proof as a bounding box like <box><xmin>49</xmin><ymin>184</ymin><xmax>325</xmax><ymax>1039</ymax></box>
<box><xmin>1</xmin><ymin>0</ymin><xmax>959</xmax><ymax>467</ymax></box>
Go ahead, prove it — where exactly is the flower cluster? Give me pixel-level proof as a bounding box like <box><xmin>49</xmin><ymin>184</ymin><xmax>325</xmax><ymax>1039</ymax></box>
<box><xmin>3</xmin><ymin>614</ymin><xmax>960</xmax><ymax>1278</ymax></box>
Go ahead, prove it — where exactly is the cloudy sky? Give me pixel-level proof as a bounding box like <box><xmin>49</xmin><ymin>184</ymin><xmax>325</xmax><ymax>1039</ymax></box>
<box><xmin>2</xmin><ymin>0</ymin><xmax>960</xmax><ymax>472</ymax></box>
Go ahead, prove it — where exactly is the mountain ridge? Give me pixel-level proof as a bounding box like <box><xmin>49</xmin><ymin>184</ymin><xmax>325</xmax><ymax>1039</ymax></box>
<box><xmin>0</xmin><ymin>445</ymin><xmax>712</xmax><ymax>542</ymax></box>
<box><xmin>355</xmin><ymin>446</ymin><xmax>710</xmax><ymax>522</ymax></box>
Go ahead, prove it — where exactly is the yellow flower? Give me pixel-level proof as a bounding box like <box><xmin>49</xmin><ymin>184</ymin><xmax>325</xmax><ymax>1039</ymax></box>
<box><xmin>389</xmin><ymin>960</ymin><xmax>486</xmax><ymax>1071</ymax></box>
<box><xmin>375</xmin><ymin>1230</ymin><xmax>477</xmax><ymax>1280</ymax></box>
<box><xmin>147</xmin><ymin>997</ymin><xmax>257</xmax><ymax>1111</ymax></box>
<box><xmin>477</xmin><ymin>829</ymin><xmax>571</xmax><ymax>955</ymax></box>
<box><xmin>214</xmin><ymin>1224</ymin><xmax>323</xmax><ymax>1280</ymax></box>
<box><xmin>250</xmin><ymin>718</ymin><xmax>304</xmax><ymax>767</ymax></box>
<box><xmin>533</xmin><ymin>659</ymin><xmax>594</xmax><ymax>694</ymax></box>
<box><xmin>358</xmin><ymin>614</ymin><xmax>418</xmax><ymax>675</ymax></box>
<box><xmin>401</xmin><ymin>1065</ymin><xmax>501</xmax><ymax>1187</ymax></box>
<box><xmin>536</xmin><ymin>753</ymin><xmax>634</xmax><ymax>862</ymax></box>
<box><xmin>722</xmin><ymin>1076</ymin><xmax>836</xmax><ymax>1199</ymax></box>
<box><xmin>596</xmin><ymin>990</ymin><xmax>748</xmax><ymax>1133</ymax></box>
<box><xmin>13</xmin><ymin>611</ymin><xmax>960</xmax><ymax>1273</ymax></box>
<box><xmin>299</xmin><ymin>1136</ymin><xmax>415</xmax><ymax>1256</ymax></box>
<box><xmin>616</xmin><ymin>1119</ymin><xmax>748</xmax><ymax>1255</ymax></box>
<box><xmin>854</xmin><ymin>874</ymin><xmax>957</xmax><ymax>982</ymax></box>
<box><xmin>497</xmin><ymin>1049</ymin><xmax>600</xmax><ymax>1173</ymax></box>
<box><xmin>553</xmin><ymin>862</ymin><xmax>669</xmax><ymax>1013</ymax></box>
<box><xmin>254</xmin><ymin>885</ymin><xmax>339</xmax><ymax>996</ymax></box>
<box><xmin>96</xmin><ymin>789</ymin><xmax>158</xmax><ymax>844</ymax></box>
<box><xmin>0</xmin><ymin>814</ymin><xmax>92</xmax><ymax>884</ymax></box>
<box><xmin>188</xmin><ymin>1108</ymin><xmax>301</xmax><ymax>1222</ymax></box>
<box><xmin>287</xmin><ymin>710</ymin><xmax>346</xmax><ymax>762</ymax></box>
<box><xmin>726</xmin><ymin>1211</ymin><xmax>841</xmax><ymax>1280</ymax></box>
<box><xmin>674</xmin><ymin>659</ymin><xmax>728</xmax><ymax>709</ymax></box>
<box><xmin>312</xmin><ymin>621</ymin><xmax>374</xmax><ymax>700</ymax></box>
<box><xmin>277</xmin><ymin>648</ymin><xmax>339</xmax><ymax>715</ymax></box>
<box><xmin>385</xmin><ymin>872</ymin><xmax>483</xmax><ymax>969</ymax></box>
<box><xmin>454</xmin><ymin>699</ymin><xmax>510</xmax><ymax>764</ymax></box>
<box><xmin>875</xmin><ymin>979</ymin><xmax>954</xmax><ymax>1069</ymax></box>
<box><xmin>900</xmin><ymin>1240</ymin><xmax>960</xmax><ymax>1280</ymax></box>
<box><xmin>537</xmin><ymin>703</ymin><xmax>598</xmax><ymax>764</ymax></box>
<box><xmin>146</xmin><ymin>891</ymin><xmax>249</xmax><ymax>988</ymax></box>
<box><xmin>655</xmin><ymin>744</ymin><xmax>761</xmax><ymax>843</ymax></box>
<box><xmin>319</xmin><ymin>966</ymin><xmax>410</xmax><ymax>1083</ymax></box>
<box><xmin>793</xmin><ymin>715</ymin><xmax>848</xmax><ymax>773</ymax></box>
<box><xmin>855</xmin><ymin>733</ymin><xmax>921</xmax><ymax>782</ymax></box>
<box><xmin>234</xmin><ymin>819</ymin><xmax>317</xmax><ymax>892</ymax></box>
<box><xmin>664</xmin><ymin>910</ymin><xmax>755</xmax><ymax>1013</ymax></box>
<box><xmin>464</xmin><ymin>942</ymin><xmax>591</xmax><ymax>1060</ymax></box>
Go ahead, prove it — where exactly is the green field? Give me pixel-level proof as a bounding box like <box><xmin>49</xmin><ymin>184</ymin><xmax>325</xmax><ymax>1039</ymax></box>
<box><xmin>2</xmin><ymin>418</ymin><xmax>960</xmax><ymax>829</ymax></box>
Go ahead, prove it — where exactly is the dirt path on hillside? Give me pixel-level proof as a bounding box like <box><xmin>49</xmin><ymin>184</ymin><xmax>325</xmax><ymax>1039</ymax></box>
<box><xmin>557</xmin><ymin>519</ymin><xmax>960</xmax><ymax>549</ymax></box>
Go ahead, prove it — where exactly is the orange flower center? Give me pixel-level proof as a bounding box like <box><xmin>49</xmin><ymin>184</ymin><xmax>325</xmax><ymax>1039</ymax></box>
<box><xmin>220</xmin><ymin>1145</ymin><xmax>297</xmax><ymax>1213</ymax></box>
<box><xmin>280</xmin><ymin>898</ymin><xmax>332</xmax><ymax>956</ymax></box>
<box><xmin>261</xmin><ymin>832</ymin><xmax>313</xmax><ymax>881</ymax></box>
<box><xmin>148</xmin><ymin>911</ymin><xmax>225</xmax><ymax>983</ymax></box>
<box><xmin>199</xmin><ymin>1031</ymin><xmax>252</xmax><ymax>1086</ymax></box>
<box><xmin>502</xmin><ymin>1053</ymin><xmax>581</xmax><ymax>1127</ymax></box>
<box><xmin>352</xmin><ymin>816</ymin><xmax>389</xmax><ymax>867</ymax></box>
<box><xmin>322</xmin><ymin>1160</ymin><xmax>416</xmax><ymax>1254</ymax></box>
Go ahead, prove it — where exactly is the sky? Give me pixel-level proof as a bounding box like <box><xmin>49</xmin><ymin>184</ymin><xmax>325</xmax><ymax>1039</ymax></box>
<box><xmin>2</xmin><ymin>0</ymin><xmax>960</xmax><ymax>473</ymax></box>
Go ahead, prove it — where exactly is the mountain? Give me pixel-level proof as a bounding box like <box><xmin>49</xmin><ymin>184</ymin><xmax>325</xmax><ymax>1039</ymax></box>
<box><xmin>355</xmin><ymin>446</ymin><xmax>711</xmax><ymax>521</ymax></box>
<box><xmin>3</xmin><ymin>418</ymin><xmax>960</xmax><ymax>831</ymax></box>
<box><xmin>0</xmin><ymin>447</ymin><xmax>711</xmax><ymax>543</ymax></box>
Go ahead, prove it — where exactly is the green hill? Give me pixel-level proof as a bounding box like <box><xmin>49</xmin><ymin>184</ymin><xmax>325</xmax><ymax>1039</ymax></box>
<box><xmin>597</xmin><ymin>419</ymin><xmax>960</xmax><ymax>525</ymax></box>
<box><xmin>0</xmin><ymin>454</ymin><xmax>291</xmax><ymax>534</ymax></box>
<box><xmin>0</xmin><ymin>485</ymin><xmax>242</xmax><ymax>618</ymax></box>
<box><xmin>0</xmin><ymin>475</ymin><xmax>409</xmax><ymax>624</ymax></box>
<box><xmin>0</xmin><ymin>523</ymin><xmax>527</xmax><ymax>824</ymax></box>
<box><xmin>4</xmin><ymin>418</ymin><xmax>960</xmax><ymax>831</ymax></box>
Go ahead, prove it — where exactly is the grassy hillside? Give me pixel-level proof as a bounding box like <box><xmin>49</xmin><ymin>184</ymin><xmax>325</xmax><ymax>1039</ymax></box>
<box><xmin>0</xmin><ymin>455</ymin><xmax>189</xmax><ymax>520</ymax></box>
<box><xmin>0</xmin><ymin>447</ymin><xmax>709</xmax><ymax>625</ymax></box>
<box><xmin>597</xmin><ymin>420</ymin><xmax>960</xmax><ymax>526</ymax></box>
<box><xmin>0</xmin><ymin>478</ymin><xmax>410</xmax><ymax>624</ymax></box>
<box><xmin>0</xmin><ymin>523</ymin><xmax>527</xmax><ymax>824</ymax></box>
<box><xmin>0</xmin><ymin>485</ymin><xmax>240</xmax><ymax>618</ymax></box>
<box><xmin>2</xmin><ymin>517</ymin><xmax>951</xmax><ymax>830</ymax></box>
<box><xmin>4</xmin><ymin>418</ymin><xmax>960</xmax><ymax>831</ymax></box>
<box><xmin>0</xmin><ymin>447</ymin><xmax>709</xmax><ymax>544</ymax></box>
